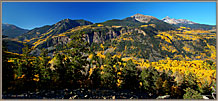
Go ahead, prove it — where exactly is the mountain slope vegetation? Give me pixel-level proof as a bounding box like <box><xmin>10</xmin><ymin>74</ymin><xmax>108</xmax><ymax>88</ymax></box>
<box><xmin>3</xmin><ymin>14</ymin><xmax>216</xmax><ymax>99</ymax></box>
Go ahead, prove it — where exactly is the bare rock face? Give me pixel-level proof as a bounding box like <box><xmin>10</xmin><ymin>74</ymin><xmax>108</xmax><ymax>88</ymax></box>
<box><xmin>93</xmin><ymin>32</ymin><xmax>101</xmax><ymax>43</ymax></box>
<box><xmin>48</xmin><ymin>36</ymin><xmax>71</xmax><ymax>47</ymax></box>
<box><xmin>86</xmin><ymin>28</ymin><xmax>120</xmax><ymax>44</ymax></box>
<box><xmin>135</xmin><ymin>28</ymin><xmax>147</xmax><ymax>36</ymax></box>
<box><xmin>131</xmin><ymin>13</ymin><xmax>158</xmax><ymax>23</ymax></box>
<box><xmin>36</xmin><ymin>36</ymin><xmax>71</xmax><ymax>49</ymax></box>
<box><xmin>162</xmin><ymin>16</ymin><xmax>198</xmax><ymax>24</ymax></box>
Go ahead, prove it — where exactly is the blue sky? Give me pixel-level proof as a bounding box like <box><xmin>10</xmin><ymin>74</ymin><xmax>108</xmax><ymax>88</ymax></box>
<box><xmin>3</xmin><ymin>2</ymin><xmax>216</xmax><ymax>30</ymax></box>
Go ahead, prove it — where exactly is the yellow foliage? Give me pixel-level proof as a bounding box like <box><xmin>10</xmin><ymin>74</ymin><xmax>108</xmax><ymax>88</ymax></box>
<box><xmin>97</xmin><ymin>24</ymin><xmax>103</xmax><ymax>27</ymax></box>
<box><xmin>112</xmin><ymin>26</ymin><xmax>121</xmax><ymax>28</ymax></box>
<box><xmin>171</xmin><ymin>49</ymin><xmax>177</xmax><ymax>53</ymax></box>
<box><xmin>147</xmin><ymin>59</ymin><xmax>216</xmax><ymax>86</ymax></box>
<box><xmin>140</xmin><ymin>25</ymin><xmax>148</xmax><ymax>27</ymax></box>
<box><xmin>118</xmin><ymin>62</ymin><xmax>122</xmax><ymax>66</ymax></box>
<box><xmin>180</xmin><ymin>27</ymin><xmax>186</xmax><ymax>29</ymax></box>
<box><xmin>139</xmin><ymin>82</ymin><xmax>143</xmax><ymax>86</ymax></box>
<box><xmin>125</xmin><ymin>46</ymin><xmax>127</xmax><ymax>50</ymax></box>
<box><xmin>196</xmin><ymin>56</ymin><xmax>201</xmax><ymax>59</ymax></box>
<box><xmin>8</xmin><ymin>59</ymin><xmax>14</xmax><ymax>62</ymax></box>
<box><xmin>89</xmin><ymin>68</ymin><xmax>93</xmax><ymax>75</ymax></box>
<box><xmin>177</xmin><ymin>28</ymin><xmax>182</xmax><ymax>30</ymax></box>
<box><xmin>183</xmin><ymin>47</ymin><xmax>190</xmax><ymax>52</ymax></box>
<box><xmin>33</xmin><ymin>74</ymin><xmax>39</xmax><ymax>82</ymax></box>
<box><xmin>58</xmin><ymin>34</ymin><xmax>66</xmax><ymax>37</ymax></box>
<box><xmin>33</xmin><ymin>78</ymin><xmax>39</xmax><ymax>82</ymax></box>
<box><xmin>156</xmin><ymin>32</ymin><xmax>172</xmax><ymax>44</ymax></box>
<box><xmin>113</xmin><ymin>54</ymin><xmax>121</xmax><ymax>59</ymax></box>
<box><xmin>149</xmin><ymin>24</ymin><xmax>156</xmax><ymax>28</ymax></box>
<box><xmin>123</xmin><ymin>63</ymin><xmax>126</xmax><ymax>67</ymax></box>
<box><xmin>100</xmin><ymin>44</ymin><xmax>104</xmax><ymax>49</ymax></box>
<box><xmin>122</xmin><ymin>37</ymin><xmax>134</xmax><ymax>42</ymax></box>
<box><xmin>117</xmin><ymin>79</ymin><xmax>122</xmax><ymax>87</ymax></box>
<box><xmin>34</xmin><ymin>74</ymin><xmax>39</xmax><ymax>78</ymax></box>
<box><xmin>100</xmin><ymin>65</ymin><xmax>104</xmax><ymax>70</ymax></box>
<box><xmin>25</xmin><ymin>40</ymin><xmax>31</xmax><ymax>42</ymax></box>
<box><xmin>88</xmin><ymin>54</ymin><xmax>94</xmax><ymax>59</ymax></box>
<box><xmin>96</xmin><ymin>51</ymin><xmax>106</xmax><ymax>59</ymax></box>
<box><xmin>17</xmin><ymin>75</ymin><xmax>25</xmax><ymax>79</ymax></box>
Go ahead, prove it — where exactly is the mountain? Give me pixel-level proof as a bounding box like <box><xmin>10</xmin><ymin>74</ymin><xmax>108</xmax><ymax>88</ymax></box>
<box><xmin>31</xmin><ymin>14</ymin><xmax>176</xmax><ymax>53</ymax></box>
<box><xmin>29</xmin><ymin>24</ymin><xmax>162</xmax><ymax>58</ymax></box>
<box><xmin>30</xmin><ymin>21</ymin><xmax>216</xmax><ymax>62</ymax></box>
<box><xmin>3</xmin><ymin>19</ymin><xmax>92</xmax><ymax>54</ymax></box>
<box><xmin>3</xmin><ymin>14</ymin><xmax>216</xmax><ymax>99</ymax></box>
<box><xmin>2</xmin><ymin>23</ymin><xmax>29</xmax><ymax>38</ymax></box>
<box><xmin>3</xmin><ymin>38</ymin><xmax>31</xmax><ymax>54</ymax></box>
<box><xmin>162</xmin><ymin>16</ymin><xmax>198</xmax><ymax>24</ymax></box>
<box><xmin>3</xmin><ymin>14</ymin><xmax>216</xmax><ymax>61</ymax></box>
<box><xmin>101</xmin><ymin>14</ymin><xmax>176</xmax><ymax>31</ymax></box>
<box><xmin>174</xmin><ymin>23</ymin><xmax>216</xmax><ymax>30</ymax></box>
<box><xmin>162</xmin><ymin>16</ymin><xmax>215</xmax><ymax>30</ymax></box>
<box><xmin>17</xmin><ymin>19</ymin><xmax>93</xmax><ymax>44</ymax></box>
<box><xmin>131</xmin><ymin>13</ymin><xmax>159</xmax><ymax>23</ymax></box>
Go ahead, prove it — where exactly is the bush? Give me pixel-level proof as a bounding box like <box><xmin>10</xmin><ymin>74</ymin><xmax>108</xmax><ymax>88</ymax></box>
<box><xmin>183</xmin><ymin>87</ymin><xmax>203</xmax><ymax>99</ymax></box>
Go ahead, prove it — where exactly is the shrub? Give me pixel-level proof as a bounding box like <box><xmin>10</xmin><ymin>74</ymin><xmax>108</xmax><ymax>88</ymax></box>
<box><xmin>183</xmin><ymin>87</ymin><xmax>203</xmax><ymax>99</ymax></box>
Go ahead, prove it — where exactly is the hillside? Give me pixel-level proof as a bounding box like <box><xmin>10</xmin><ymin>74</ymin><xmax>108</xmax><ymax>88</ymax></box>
<box><xmin>2</xmin><ymin>23</ymin><xmax>29</xmax><ymax>38</ymax></box>
<box><xmin>173</xmin><ymin>23</ymin><xmax>216</xmax><ymax>30</ymax></box>
<box><xmin>89</xmin><ymin>26</ymin><xmax>216</xmax><ymax>62</ymax></box>
<box><xmin>29</xmin><ymin>22</ymin><xmax>216</xmax><ymax>63</ymax></box>
<box><xmin>17</xmin><ymin>19</ymin><xmax>93</xmax><ymax>43</ymax></box>
<box><xmin>3</xmin><ymin>14</ymin><xmax>217</xmax><ymax>99</ymax></box>
<box><xmin>4</xmin><ymin>14</ymin><xmax>216</xmax><ymax>58</ymax></box>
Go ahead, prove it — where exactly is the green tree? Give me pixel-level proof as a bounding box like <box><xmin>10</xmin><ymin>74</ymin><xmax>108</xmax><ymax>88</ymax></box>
<box><xmin>183</xmin><ymin>87</ymin><xmax>203</xmax><ymax>99</ymax></box>
<box><xmin>198</xmin><ymin>81</ymin><xmax>212</xmax><ymax>95</ymax></box>
<box><xmin>100</xmin><ymin>54</ymin><xmax>119</xmax><ymax>89</ymax></box>
<box><xmin>121</xmin><ymin>60</ymin><xmax>140</xmax><ymax>90</ymax></box>
<box><xmin>37</xmin><ymin>49</ymin><xmax>52</xmax><ymax>90</ymax></box>
<box><xmin>140</xmin><ymin>67</ymin><xmax>159</xmax><ymax>96</ymax></box>
<box><xmin>155</xmin><ymin>77</ymin><xmax>164</xmax><ymax>95</ymax></box>
<box><xmin>52</xmin><ymin>31</ymin><xmax>90</xmax><ymax>89</ymax></box>
<box><xmin>180</xmin><ymin>72</ymin><xmax>198</xmax><ymax>91</ymax></box>
<box><xmin>2</xmin><ymin>36</ymin><xmax>15</xmax><ymax>93</ymax></box>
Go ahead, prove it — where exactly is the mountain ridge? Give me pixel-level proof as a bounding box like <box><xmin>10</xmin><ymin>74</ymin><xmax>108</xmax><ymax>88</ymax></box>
<box><xmin>2</xmin><ymin>23</ymin><xmax>29</xmax><ymax>38</ymax></box>
<box><xmin>3</xmin><ymin>14</ymin><xmax>216</xmax><ymax>57</ymax></box>
<box><xmin>131</xmin><ymin>13</ymin><xmax>159</xmax><ymax>23</ymax></box>
<box><xmin>17</xmin><ymin>19</ymin><xmax>93</xmax><ymax>43</ymax></box>
<box><xmin>162</xmin><ymin>16</ymin><xmax>198</xmax><ymax>24</ymax></box>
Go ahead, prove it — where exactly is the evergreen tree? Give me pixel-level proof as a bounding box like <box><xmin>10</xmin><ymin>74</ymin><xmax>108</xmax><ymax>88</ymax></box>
<box><xmin>121</xmin><ymin>60</ymin><xmax>140</xmax><ymax>90</ymax></box>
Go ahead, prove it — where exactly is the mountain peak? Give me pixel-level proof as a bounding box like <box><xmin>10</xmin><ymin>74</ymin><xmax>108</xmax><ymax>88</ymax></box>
<box><xmin>131</xmin><ymin>13</ymin><xmax>158</xmax><ymax>23</ymax></box>
<box><xmin>3</xmin><ymin>23</ymin><xmax>13</xmax><ymax>27</ymax></box>
<box><xmin>132</xmin><ymin>13</ymin><xmax>145</xmax><ymax>16</ymax></box>
<box><xmin>163</xmin><ymin>16</ymin><xmax>170</xmax><ymax>19</ymax></box>
<box><xmin>59</xmin><ymin>18</ymin><xmax>72</xmax><ymax>23</ymax></box>
<box><xmin>162</xmin><ymin>16</ymin><xmax>198</xmax><ymax>24</ymax></box>
<box><xmin>2</xmin><ymin>23</ymin><xmax>29</xmax><ymax>38</ymax></box>
<box><xmin>3</xmin><ymin>23</ymin><xmax>9</xmax><ymax>25</ymax></box>
<box><xmin>131</xmin><ymin>13</ymin><xmax>156</xmax><ymax>18</ymax></box>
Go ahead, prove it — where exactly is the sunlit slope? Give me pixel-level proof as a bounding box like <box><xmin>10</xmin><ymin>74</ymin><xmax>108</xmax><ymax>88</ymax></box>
<box><xmin>93</xmin><ymin>26</ymin><xmax>216</xmax><ymax>62</ymax></box>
